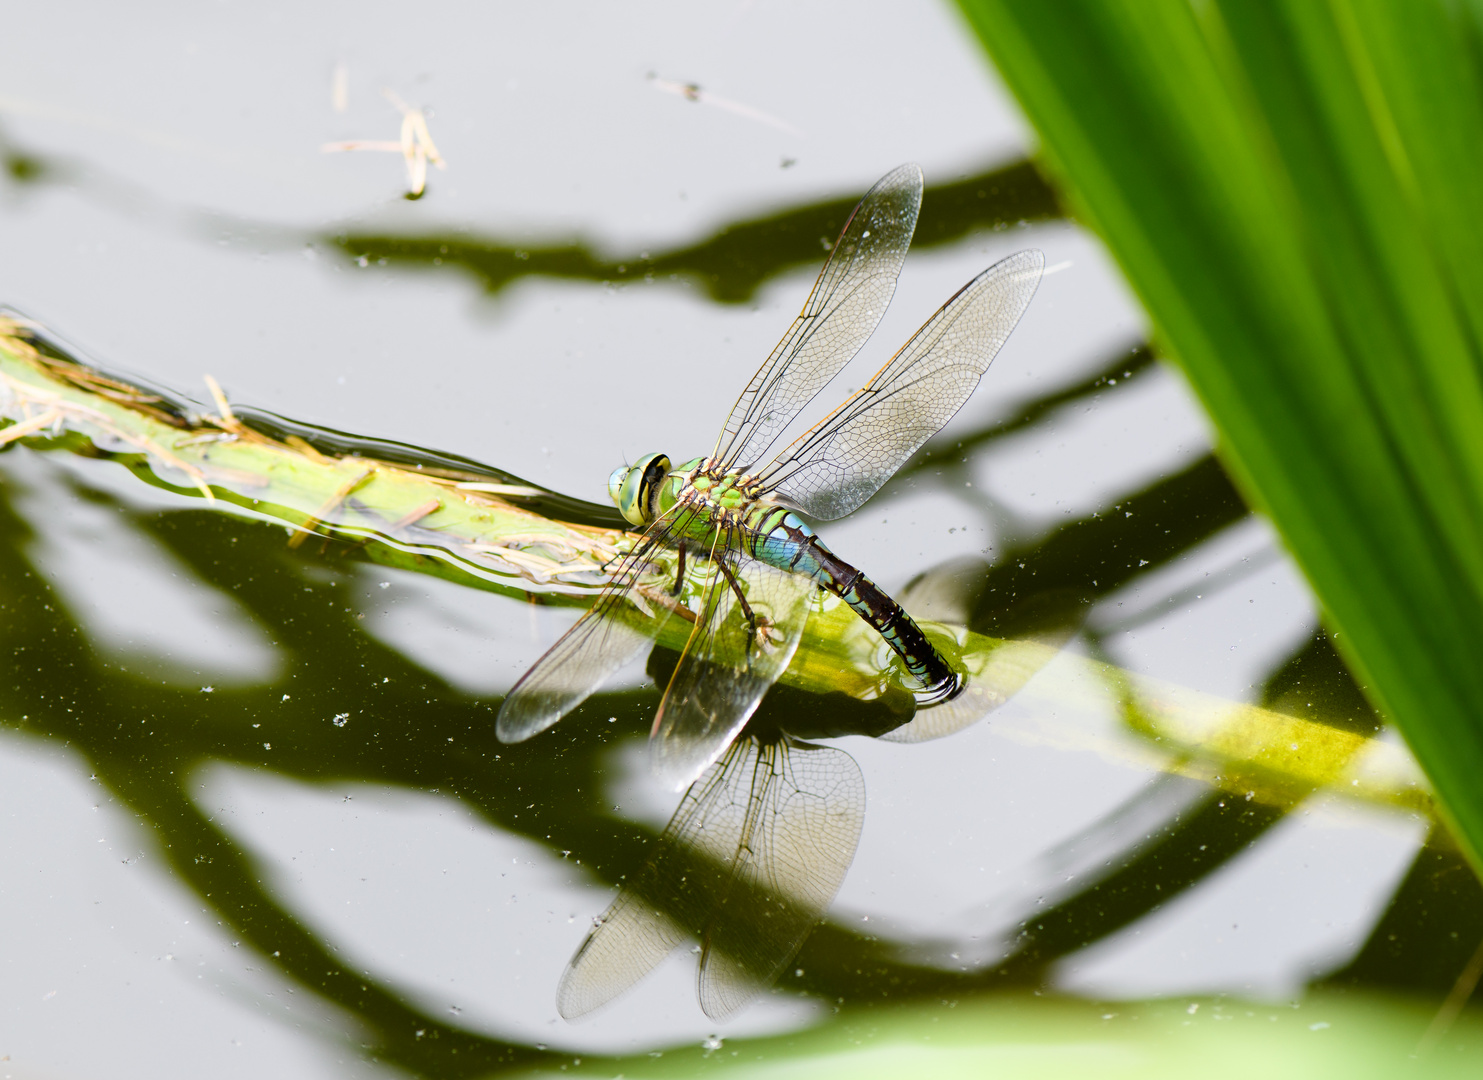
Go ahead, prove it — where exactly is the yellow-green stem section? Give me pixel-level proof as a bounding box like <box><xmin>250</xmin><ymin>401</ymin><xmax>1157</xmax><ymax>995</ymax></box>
<box><xmin>0</xmin><ymin>323</ymin><xmax>1433</xmax><ymax>827</ymax></box>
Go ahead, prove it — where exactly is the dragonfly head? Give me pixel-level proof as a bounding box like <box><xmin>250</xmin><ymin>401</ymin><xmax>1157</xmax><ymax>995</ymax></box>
<box><xmin>609</xmin><ymin>452</ymin><xmax>671</xmax><ymax>526</ymax></box>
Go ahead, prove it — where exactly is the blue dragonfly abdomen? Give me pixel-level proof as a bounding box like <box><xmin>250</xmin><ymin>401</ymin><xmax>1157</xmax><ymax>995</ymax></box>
<box><xmin>741</xmin><ymin>500</ymin><xmax>961</xmax><ymax>702</ymax></box>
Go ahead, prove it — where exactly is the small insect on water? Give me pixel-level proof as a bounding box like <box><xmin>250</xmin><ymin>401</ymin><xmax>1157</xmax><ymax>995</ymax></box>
<box><xmin>496</xmin><ymin>164</ymin><xmax>1043</xmax><ymax>1019</ymax></box>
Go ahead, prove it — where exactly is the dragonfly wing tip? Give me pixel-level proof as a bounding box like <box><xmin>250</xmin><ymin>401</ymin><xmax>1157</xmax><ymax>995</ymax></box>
<box><xmin>495</xmin><ymin>703</ymin><xmax>555</xmax><ymax>744</ymax></box>
<box><xmin>650</xmin><ymin>743</ymin><xmax>714</xmax><ymax>791</ymax></box>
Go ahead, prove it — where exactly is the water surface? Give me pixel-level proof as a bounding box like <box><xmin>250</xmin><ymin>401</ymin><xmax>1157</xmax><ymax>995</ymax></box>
<box><xmin>0</xmin><ymin>3</ymin><xmax>1475</xmax><ymax>1077</ymax></box>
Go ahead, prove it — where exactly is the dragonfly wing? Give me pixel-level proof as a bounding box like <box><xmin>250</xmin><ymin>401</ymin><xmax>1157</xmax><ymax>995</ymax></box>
<box><xmin>556</xmin><ymin>738</ymin><xmax>761</xmax><ymax>1019</ymax></box>
<box><xmin>650</xmin><ymin>542</ymin><xmax>816</xmax><ymax>789</ymax></box>
<box><xmin>713</xmin><ymin>164</ymin><xmax>923</xmax><ymax>472</ymax></box>
<box><xmin>555</xmin><ymin>871</ymin><xmax>687</xmax><ymax>1020</ymax></box>
<box><xmin>557</xmin><ymin>737</ymin><xmax>866</xmax><ymax>1021</ymax></box>
<box><xmin>697</xmin><ymin>739</ymin><xmax>865</xmax><ymax>1020</ymax></box>
<box><xmin>760</xmin><ymin>249</ymin><xmax>1045</xmax><ymax>521</ymax></box>
<box><xmin>495</xmin><ymin>520</ymin><xmax>690</xmax><ymax>743</ymax></box>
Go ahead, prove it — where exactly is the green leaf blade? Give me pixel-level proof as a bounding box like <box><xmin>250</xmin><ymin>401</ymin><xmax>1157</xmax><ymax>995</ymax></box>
<box><xmin>956</xmin><ymin>0</ymin><xmax>1483</xmax><ymax>866</ymax></box>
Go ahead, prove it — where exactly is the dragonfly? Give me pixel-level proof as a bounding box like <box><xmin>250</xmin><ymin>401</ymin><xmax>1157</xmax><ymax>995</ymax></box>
<box><xmin>496</xmin><ymin>163</ymin><xmax>1044</xmax><ymax>790</ymax></box>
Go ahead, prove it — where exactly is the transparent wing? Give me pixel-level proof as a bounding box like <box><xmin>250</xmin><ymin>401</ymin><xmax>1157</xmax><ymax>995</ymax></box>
<box><xmin>557</xmin><ymin>739</ymin><xmax>757</xmax><ymax>1019</ymax></box>
<box><xmin>555</xmin><ymin>849</ymin><xmax>688</xmax><ymax>1020</ymax></box>
<box><xmin>650</xmin><ymin>535</ymin><xmax>816</xmax><ymax>789</ymax></box>
<box><xmin>758</xmin><ymin>249</ymin><xmax>1045</xmax><ymax>521</ymax></box>
<box><xmin>556</xmin><ymin>737</ymin><xmax>864</xmax><ymax>1021</ymax></box>
<box><xmin>696</xmin><ymin>739</ymin><xmax>864</xmax><ymax>1019</ymax></box>
<box><xmin>712</xmin><ymin>164</ymin><xmax>923</xmax><ymax>472</ymax></box>
<box><xmin>494</xmin><ymin>507</ymin><xmax>699</xmax><ymax>743</ymax></box>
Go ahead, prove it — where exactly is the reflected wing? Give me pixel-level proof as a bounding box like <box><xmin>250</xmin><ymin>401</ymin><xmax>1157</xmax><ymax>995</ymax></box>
<box><xmin>712</xmin><ymin>164</ymin><xmax>923</xmax><ymax>472</ymax></box>
<box><xmin>556</xmin><ymin>737</ymin><xmax>865</xmax><ymax>1021</ymax></box>
<box><xmin>650</xmin><ymin>538</ymin><xmax>816</xmax><ymax>789</ymax></box>
<box><xmin>556</xmin><ymin>846</ymin><xmax>688</xmax><ymax>1020</ymax></box>
<box><xmin>557</xmin><ymin>741</ymin><xmax>756</xmax><ymax>1019</ymax></box>
<box><xmin>758</xmin><ymin>249</ymin><xmax>1045</xmax><ymax>521</ymax></box>
<box><xmin>495</xmin><ymin>508</ymin><xmax>699</xmax><ymax>743</ymax></box>
<box><xmin>696</xmin><ymin>739</ymin><xmax>864</xmax><ymax>1019</ymax></box>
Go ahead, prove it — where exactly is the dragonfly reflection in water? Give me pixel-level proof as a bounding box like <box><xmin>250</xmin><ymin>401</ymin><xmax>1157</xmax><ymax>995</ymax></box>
<box><xmin>496</xmin><ymin>164</ymin><xmax>1044</xmax><ymax>1017</ymax></box>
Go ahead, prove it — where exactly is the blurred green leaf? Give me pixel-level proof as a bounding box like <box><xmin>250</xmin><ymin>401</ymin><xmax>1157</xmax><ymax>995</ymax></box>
<box><xmin>956</xmin><ymin>0</ymin><xmax>1483</xmax><ymax>869</ymax></box>
<box><xmin>580</xmin><ymin>992</ymin><xmax>1483</xmax><ymax>1079</ymax></box>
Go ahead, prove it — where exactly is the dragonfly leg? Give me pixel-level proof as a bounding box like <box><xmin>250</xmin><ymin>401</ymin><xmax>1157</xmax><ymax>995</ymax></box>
<box><xmin>672</xmin><ymin>544</ymin><xmax>687</xmax><ymax>596</ymax></box>
<box><xmin>714</xmin><ymin>555</ymin><xmax>789</xmax><ymax>660</ymax></box>
<box><xmin>714</xmin><ymin>555</ymin><xmax>759</xmax><ymax>635</ymax></box>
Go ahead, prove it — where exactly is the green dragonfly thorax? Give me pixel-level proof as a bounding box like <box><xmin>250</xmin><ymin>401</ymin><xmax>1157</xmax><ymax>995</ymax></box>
<box><xmin>609</xmin><ymin>453</ymin><xmax>777</xmax><ymax>534</ymax></box>
<box><xmin>663</xmin><ymin>456</ymin><xmax>765</xmax><ymax>511</ymax></box>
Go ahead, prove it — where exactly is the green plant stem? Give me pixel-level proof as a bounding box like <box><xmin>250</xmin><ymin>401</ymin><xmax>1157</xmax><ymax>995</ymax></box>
<box><xmin>0</xmin><ymin>323</ymin><xmax>1435</xmax><ymax>822</ymax></box>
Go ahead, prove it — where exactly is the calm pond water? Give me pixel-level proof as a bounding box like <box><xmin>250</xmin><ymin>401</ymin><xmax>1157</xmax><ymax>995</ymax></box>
<box><xmin>2</xmin><ymin>3</ymin><xmax>1480</xmax><ymax>1077</ymax></box>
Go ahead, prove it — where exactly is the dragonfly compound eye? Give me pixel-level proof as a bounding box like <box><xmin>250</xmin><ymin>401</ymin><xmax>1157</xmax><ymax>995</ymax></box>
<box><xmin>616</xmin><ymin>451</ymin><xmax>669</xmax><ymax>526</ymax></box>
<box><xmin>607</xmin><ymin>464</ymin><xmax>630</xmax><ymax>508</ymax></box>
